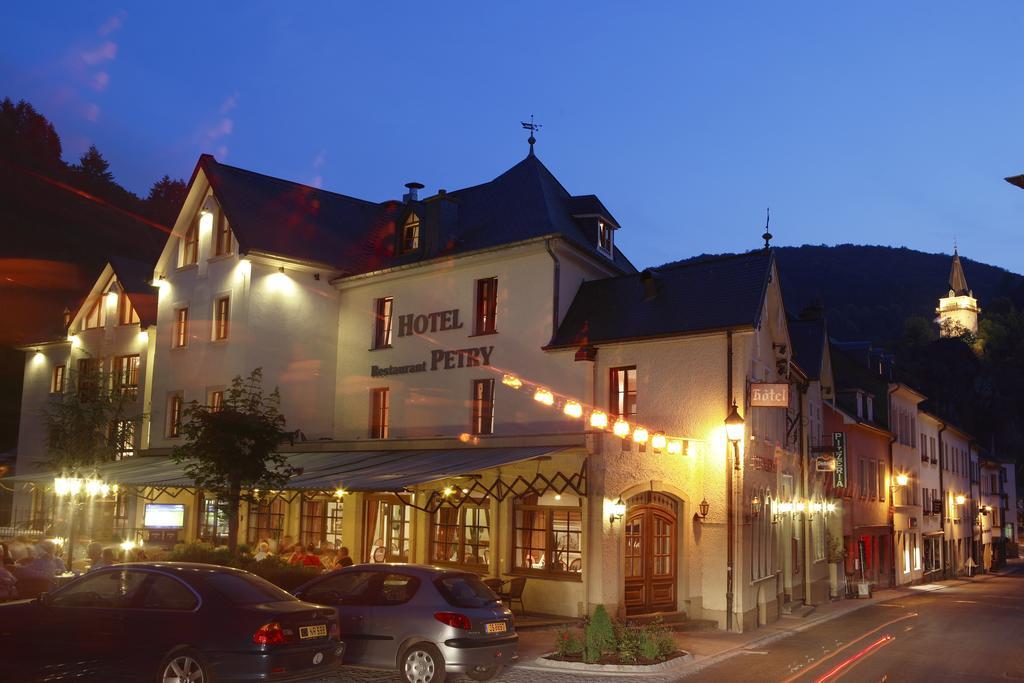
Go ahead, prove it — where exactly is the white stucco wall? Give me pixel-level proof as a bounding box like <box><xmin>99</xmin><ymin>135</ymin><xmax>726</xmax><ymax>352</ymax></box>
<box><xmin>148</xmin><ymin>180</ymin><xmax>340</xmax><ymax>448</ymax></box>
<box><xmin>333</xmin><ymin>240</ymin><xmax>609</xmax><ymax>439</ymax></box>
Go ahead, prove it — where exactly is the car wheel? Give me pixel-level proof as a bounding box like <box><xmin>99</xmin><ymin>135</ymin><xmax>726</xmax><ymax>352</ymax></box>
<box><xmin>466</xmin><ymin>663</ymin><xmax>504</xmax><ymax>681</ymax></box>
<box><xmin>158</xmin><ymin>648</ymin><xmax>213</xmax><ymax>683</ymax></box>
<box><xmin>400</xmin><ymin>643</ymin><xmax>446</xmax><ymax>683</ymax></box>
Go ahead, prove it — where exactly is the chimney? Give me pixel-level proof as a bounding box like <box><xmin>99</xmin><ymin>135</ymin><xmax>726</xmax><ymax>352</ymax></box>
<box><xmin>640</xmin><ymin>269</ymin><xmax>659</xmax><ymax>301</ymax></box>
<box><xmin>403</xmin><ymin>182</ymin><xmax>424</xmax><ymax>203</ymax></box>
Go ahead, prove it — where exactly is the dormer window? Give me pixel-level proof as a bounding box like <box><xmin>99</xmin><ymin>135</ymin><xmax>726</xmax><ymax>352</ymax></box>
<box><xmin>401</xmin><ymin>213</ymin><xmax>420</xmax><ymax>253</ymax></box>
<box><xmin>598</xmin><ymin>220</ymin><xmax>614</xmax><ymax>256</ymax></box>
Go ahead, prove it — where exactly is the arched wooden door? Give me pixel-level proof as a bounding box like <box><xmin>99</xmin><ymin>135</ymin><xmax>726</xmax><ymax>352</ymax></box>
<box><xmin>624</xmin><ymin>492</ymin><xmax>678</xmax><ymax>615</ymax></box>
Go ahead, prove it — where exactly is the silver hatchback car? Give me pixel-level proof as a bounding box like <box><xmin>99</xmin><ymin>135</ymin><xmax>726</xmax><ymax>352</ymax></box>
<box><xmin>294</xmin><ymin>564</ymin><xmax>517</xmax><ymax>683</ymax></box>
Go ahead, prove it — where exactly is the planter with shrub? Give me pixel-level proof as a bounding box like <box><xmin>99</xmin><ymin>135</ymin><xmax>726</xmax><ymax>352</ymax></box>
<box><xmin>541</xmin><ymin>605</ymin><xmax>689</xmax><ymax>672</ymax></box>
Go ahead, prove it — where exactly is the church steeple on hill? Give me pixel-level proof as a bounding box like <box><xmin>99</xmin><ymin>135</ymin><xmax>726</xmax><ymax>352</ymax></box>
<box><xmin>936</xmin><ymin>247</ymin><xmax>979</xmax><ymax>337</ymax></box>
<box><xmin>948</xmin><ymin>248</ymin><xmax>972</xmax><ymax>297</ymax></box>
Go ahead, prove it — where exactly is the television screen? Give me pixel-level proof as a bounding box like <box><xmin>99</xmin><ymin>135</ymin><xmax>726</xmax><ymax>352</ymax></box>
<box><xmin>144</xmin><ymin>503</ymin><xmax>185</xmax><ymax>529</ymax></box>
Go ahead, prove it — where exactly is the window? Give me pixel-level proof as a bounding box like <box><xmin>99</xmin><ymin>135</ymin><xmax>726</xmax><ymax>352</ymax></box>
<box><xmin>365</xmin><ymin>496</ymin><xmax>410</xmax><ymax>563</ymax></box>
<box><xmin>474</xmin><ymin>277</ymin><xmax>498</xmax><ymax>335</ymax></box>
<box><xmin>610</xmin><ymin>366</ymin><xmax>637</xmax><ymax>417</ymax></box>
<box><xmin>142</xmin><ymin>575</ymin><xmax>198</xmax><ymax>611</ymax></box>
<box><xmin>77</xmin><ymin>358</ymin><xmax>101</xmax><ymax>400</ymax></box>
<box><xmin>83</xmin><ymin>297</ymin><xmax>104</xmax><ymax>329</ymax></box>
<box><xmin>173</xmin><ymin>307</ymin><xmax>189</xmax><ymax>348</ymax></box>
<box><xmin>431</xmin><ymin>504</ymin><xmax>490</xmax><ymax>567</ymax></box>
<box><xmin>209</xmin><ymin>390</ymin><xmax>224</xmax><ymax>412</ymax></box>
<box><xmin>213</xmin><ymin>296</ymin><xmax>230</xmax><ymax>341</ymax></box>
<box><xmin>182</xmin><ymin>221</ymin><xmax>198</xmax><ymax>266</ymax></box>
<box><xmin>50</xmin><ymin>569</ymin><xmax>148</xmax><ymax>608</ymax></box>
<box><xmin>116</xmin><ymin>288</ymin><xmax>139</xmax><ymax>326</ymax></box>
<box><xmin>113</xmin><ymin>355</ymin><xmax>140</xmax><ymax>398</ymax></box>
<box><xmin>51</xmin><ymin>365</ymin><xmax>65</xmax><ymax>393</ymax></box>
<box><xmin>112</xmin><ymin>420</ymin><xmax>135</xmax><ymax>459</ymax></box>
<box><xmin>247</xmin><ymin>498</ymin><xmax>286</xmax><ymax>544</ymax></box>
<box><xmin>930</xmin><ymin>437</ymin><xmax>937</xmax><ymax>463</ymax></box>
<box><xmin>598</xmin><ymin>220</ymin><xmax>614</xmax><ymax>255</ymax></box>
<box><xmin>374</xmin><ymin>573</ymin><xmax>420</xmax><ymax>606</ymax></box>
<box><xmin>197</xmin><ymin>492</ymin><xmax>230</xmax><ymax>546</ymax></box>
<box><xmin>877</xmin><ymin>461</ymin><xmax>886</xmax><ymax>502</ymax></box>
<box><xmin>300</xmin><ymin>496</ymin><xmax>343</xmax><ymax>549</ymax></box>
<box><xmin>214</xmin><ymin>213</ymin><xmax>232</xmax><ymax>256</ymax></box>
<box><xmin>924</xmin><ymin>536</ymin><xmax>942</xmax><ymax>572</ymax></box>
<box><xmin>512</xmin><ymin>494</ymin><xmax>582</xmax><ymax>576</ymax></box>
<box><xmin>866</xmin><ymin>396</ymin><xmax>874</xmax><ymax>422</ymax></box>
<box><xmin>436</xmin><ymin>574</ymin><xmax>499</xmax><ymax>608</ymax></box>
<box><xmin>471</xmin><ymin>379</ymin><xmax>495</xmax><ymax>435</ymax></box>
<box><xmin>401</xmin><ymin>213</ymin><xmax>420</xmax><ymax>253</ymax></box>
<box><xmin>921</xmin><ymin>433</ymin><xmax>928</xmax><ymax>461</ymax></box>
<box><xmin>168</xmin><ymin>394</ymin><xmax>183</xmax><ymax>438</ymax></box>
<box><xmin>202</xmin><ymin>572</ymin><xmax>294</xmax><ymax>605</ymax></box>
<box><xmin>302</xmin><ymin>571</ymin><xmax>377</xmax><ymax>606</ymax></box>
<box><xmin>369</xmin><ymin>388</ymin><xmax>389</xmax><ymax>439</ymax></box>
<box><xmin>373</xmin><ymin>297</ymin><xmax>393</xmax><ymax>349</ymax></box>
<box><xmin>859</xmin><ymin>459</ymin><xmax>868</xmax><ymax>498</ymax></box>
<box><xmin>813</xmin><ymin>508</ymin><xmax>826</xmax><ymax>562</ymax></box>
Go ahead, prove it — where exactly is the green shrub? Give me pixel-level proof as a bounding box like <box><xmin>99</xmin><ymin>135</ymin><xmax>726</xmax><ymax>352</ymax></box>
<box><xmin>553</xmin><ymin>627</ymin><xmax>584</xmax><ymax>658</ymax></box>
<box><xmin>615</xmin><ymin>623</ymin><xmax>643</xmax><ymax>664</ymax></box>
<box><xmin>654</xmin><ymin>629</ymin><xmax>677</xmax><ymax>659</ymax></box>
<box><xmin>584</xmin><ymin>605</ymin><xmax>616</xmax><ymax>663</ymax></box>
<box><xmin>168</xmin><ymin>542</ymin><xmax>319</xmax><ymax>590</ymax></box>
<box><xmin>639</xmin><ymin>628</ymin><xmax>661</xmax><ymax>661</ymax></box>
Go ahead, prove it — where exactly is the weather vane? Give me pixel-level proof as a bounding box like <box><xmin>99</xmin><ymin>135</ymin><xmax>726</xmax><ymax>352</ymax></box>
<box><xmin>762</xmin><ymin>207</ymin><xmax>773</xmax><ymax>250</ymax></box>
<box><xmin>521</xmin><ymin>114</ymin><xmax>542</xmax><ymax>156</ymax></box>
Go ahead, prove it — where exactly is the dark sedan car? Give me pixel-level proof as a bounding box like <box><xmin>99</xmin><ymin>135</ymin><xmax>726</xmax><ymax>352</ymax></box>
<box><xmin>0</xmin><ymin>562</ymin><xmax>344</xmax><ymax>682</ymax></box>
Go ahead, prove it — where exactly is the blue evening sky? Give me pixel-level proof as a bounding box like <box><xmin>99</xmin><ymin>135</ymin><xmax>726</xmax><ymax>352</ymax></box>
<box><xmin>3</xmin><ymin>2</ymin><xmax>1023</xmax><ymax>273</ymax></box>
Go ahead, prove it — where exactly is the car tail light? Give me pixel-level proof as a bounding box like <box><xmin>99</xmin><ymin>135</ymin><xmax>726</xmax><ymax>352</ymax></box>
<box><xmin>434</xmin><ymin>612</ymin><xmax>473</xmax><ymax>630</ymax></box>
<box><xmin>329</xmin><ymin>621</ymin><xmax>340</xmax><ymax>640</ymax></box>
<box><xmin>253</xmin><ymin>621</ymin><xmax>294</xmax><ymax>645</ymax></box>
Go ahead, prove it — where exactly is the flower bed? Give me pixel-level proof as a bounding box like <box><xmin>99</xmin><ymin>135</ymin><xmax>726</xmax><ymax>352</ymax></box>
<box><xmin>543</xmin><ymin>605</ymin><xmax>686</xmax><ymax>667</ymax></box>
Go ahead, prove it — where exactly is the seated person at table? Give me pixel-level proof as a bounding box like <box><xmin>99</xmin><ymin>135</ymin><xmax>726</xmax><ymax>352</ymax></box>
<box><xmin>337</xmin><ymin>546</ymin><xmax>354</xmax><ymax>567</ymax></box>
<box><xmin>20</xmin><ymin>541</ymin><xmax>64</xmax><ymax>578</ymax></box>
<box><xmin>288</xmin><ymin>544</ymin><xmax>314</xmax><ymax>566</ymax></box>
<box><xmin>90</xmin><ymin>548</ymin><xmax>116</xmax><ymax>571</ymax></box>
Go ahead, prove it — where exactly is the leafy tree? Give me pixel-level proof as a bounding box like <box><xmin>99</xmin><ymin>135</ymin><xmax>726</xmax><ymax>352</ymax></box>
<box><xmin>42</xmin><ymin>367</ymin><xmax>141</xmax><ymax>470</ymax></box>
<box><xmin>144</xmin><ymin>175</ymin><xmax>187</xmax><ymax>226</ymax></box>
<box><xmin>0</xmin><ymin>97</ymin><xmax>63</xmax><ymax>171</ymax></box>
<box><xmin>73</xmin><ymin>145</ymin><xmax>114</xmax><ymax>184</ymax></box>
<box><xmin>171</xmin><ymin>369</ymin><xmax>296</xmax><ymax>552</ymax></box>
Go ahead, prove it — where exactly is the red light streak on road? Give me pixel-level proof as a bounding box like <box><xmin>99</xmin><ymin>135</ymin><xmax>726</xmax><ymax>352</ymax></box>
<box><xmin>814</xmin><ymin>634</ymin><xmax>894</xmax><ymax>682</ymax></box>
<box><xmin>779</xmin><ymin>612</ymin><xmax>917</xmax><ymax>683</ymax></box>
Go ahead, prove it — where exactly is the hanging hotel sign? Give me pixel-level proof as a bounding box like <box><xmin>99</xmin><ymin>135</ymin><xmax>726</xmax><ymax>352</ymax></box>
<box><xmin>371</xmin><ymin>307</ymin><xmax>495</xmax><ymax>377</ymax></box>
<box><xmin>832</xmin><ymin>432</ymin><xmax>847</xmax><ymax>488</ymax></box>
<box><xmin>750</xmin><ymin>383</ymin><xmax>789</xmax><ymax>407</ymax></box>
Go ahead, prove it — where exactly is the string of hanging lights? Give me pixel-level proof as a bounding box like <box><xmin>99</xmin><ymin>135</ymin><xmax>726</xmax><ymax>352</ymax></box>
<box><xmin>499</xmin><ymin>373</ymin><xmax>699</xmax><ymax>456</ymax></box>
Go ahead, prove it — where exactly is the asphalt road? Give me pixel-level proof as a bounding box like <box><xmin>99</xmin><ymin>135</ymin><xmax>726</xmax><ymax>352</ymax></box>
<box><xmin>328</xmin><ymin>562</ymin><xmax>1024</xmax><ymax>682</ymax></box>
<box><xmin>686</xmin><ymin>562</ymin><xmax>1024</xmax><ymax>682</ymax></box>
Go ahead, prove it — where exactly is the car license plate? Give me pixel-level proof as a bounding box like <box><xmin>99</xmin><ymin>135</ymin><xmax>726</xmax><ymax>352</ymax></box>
<box><xmin>299</xmin><ymin>624</ymin><xmax>328</xmax><ymax>639</ymax></box>
<box><xmin>485</xmin><ymin>621</ymin><xmax>507</xmax><ymax>634</ymax></box>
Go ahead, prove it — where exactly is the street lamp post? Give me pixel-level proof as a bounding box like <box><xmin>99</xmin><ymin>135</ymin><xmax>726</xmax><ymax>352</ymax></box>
<box><xmin>54</xmin><ymin>474</ymin><xmax>112</xmax><ymax>571</ymax></box>
<box><xmin>724</xmin><ymin>401</ymin><xmax>745</xmax><ymax>633</ymax></box>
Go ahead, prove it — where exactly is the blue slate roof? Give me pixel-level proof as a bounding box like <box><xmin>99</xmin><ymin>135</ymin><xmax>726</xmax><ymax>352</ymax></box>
<box><xmin>197</xmin><ymin>153</ymin><xmax>634</xmax><ymax>275</ymax></box>
<box><xmin>788</xmin><ymin>315</ymin><xmax>827</xmax><ymax>380</ymax></box>
<box><xmin>548</xmin><ymin>250</ymin><xmax>774</xmax><ymax>348</ymax></box>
